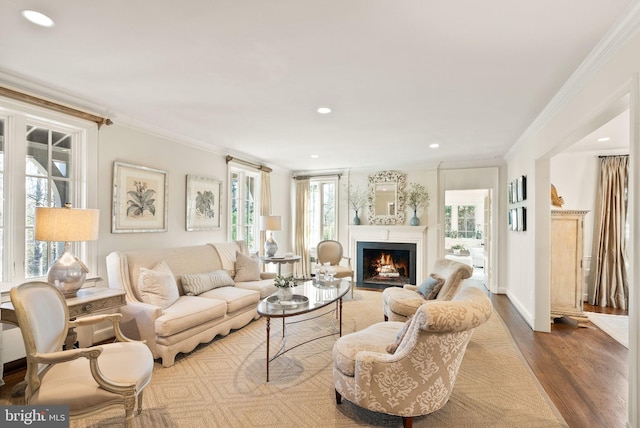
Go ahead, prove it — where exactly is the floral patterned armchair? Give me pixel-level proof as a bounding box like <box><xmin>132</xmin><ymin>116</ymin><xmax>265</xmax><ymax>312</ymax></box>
<box><xmin>333</xmin><ymin>286</ymin><xmax>492</xmax><ymax>428</ymax></box>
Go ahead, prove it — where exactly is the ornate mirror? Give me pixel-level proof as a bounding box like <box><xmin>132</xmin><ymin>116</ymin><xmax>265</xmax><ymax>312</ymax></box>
<box><xmin>367</xmin><ymin>171</ymin><xmax>406</xmax><ymax>225</ymax></box>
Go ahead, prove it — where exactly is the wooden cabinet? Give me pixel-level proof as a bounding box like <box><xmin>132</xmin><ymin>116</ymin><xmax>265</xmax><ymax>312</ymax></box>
<box><xmin>550</xmin><ymin>210</ymin><xmax>589</xmax><ymax>325</ymax></box>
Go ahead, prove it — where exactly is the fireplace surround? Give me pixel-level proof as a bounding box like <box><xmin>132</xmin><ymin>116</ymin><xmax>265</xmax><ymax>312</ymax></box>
<box><xmin>348</xmin><ymin>225</ymin><xmax>428</xmax><ymax>289</ymax></box>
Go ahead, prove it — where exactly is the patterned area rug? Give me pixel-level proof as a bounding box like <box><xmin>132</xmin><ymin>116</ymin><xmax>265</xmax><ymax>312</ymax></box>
<box><xmin>586</xmin><ymin>312</ymin><xmax>629</xmax><ymax>348</ymax></box>
<box><xmin>1</xmin><ymin>289</ymin><xmax>567</xmax><ymax>427</ymax></box>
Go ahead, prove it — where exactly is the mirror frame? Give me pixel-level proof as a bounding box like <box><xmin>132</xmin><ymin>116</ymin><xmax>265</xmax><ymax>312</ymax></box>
<box><xmin>367</xmin><ymin>170</ymin><xmax>406</xmax><ymax>225</ymax></box>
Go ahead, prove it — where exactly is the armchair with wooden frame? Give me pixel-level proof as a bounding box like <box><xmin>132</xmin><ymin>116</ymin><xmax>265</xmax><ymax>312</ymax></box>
<box><xmin>10</xmin><ymin>282</ymin><xmax>154</xmax><ymax>428</ymax></box>
<box><xmin>317</xmin><ymin>239</ymin><xmax>354</xmax><ymax>297</ymax></box>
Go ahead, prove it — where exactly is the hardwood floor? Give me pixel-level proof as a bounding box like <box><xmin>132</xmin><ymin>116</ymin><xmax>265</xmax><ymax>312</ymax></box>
<box><xmin>492</xmin><ymin>293</ymin><xmax>628</xmax><ymax>428</ymax></box>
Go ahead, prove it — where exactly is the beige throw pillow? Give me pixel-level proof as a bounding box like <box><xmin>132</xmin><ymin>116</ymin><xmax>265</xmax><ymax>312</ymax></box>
<box><xmin>137</xmin><ymin>260</ymin><xmax>179</xmax><ymax>309</ymax></box>
<box><xmin>386</xmin><ymin>316</ymin><xmax>413</xmax><ymax>354</ymax></box>
<box><xmin>234</xmin><ymin>251</ymin><xmax>261</xmax><ymax>282</ymax></box>
<box><xmin>182</xmin><ymin>270</ymin><xmax>235</xmax><ymax>296</ymax></box>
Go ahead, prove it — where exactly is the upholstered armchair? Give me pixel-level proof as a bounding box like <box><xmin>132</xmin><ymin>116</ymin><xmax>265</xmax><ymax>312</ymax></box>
<box><xmin>382</xmin><ymin>258</ymin><xmax>473</xmax><ymax>321</ymax></box>
<box><xmin>317</xmin><ymin>240</ymin><xmax>354</xmax><ymax>296</ymax></box>
<box><xmin>10</xmin><ymin>282</ymin><xmax>154</xmax><ymax>428</ymax></box>
<box><xmin>333</xmin><ymin>286</ymin><xmax>492</xmax><ymax>428</ymax></box>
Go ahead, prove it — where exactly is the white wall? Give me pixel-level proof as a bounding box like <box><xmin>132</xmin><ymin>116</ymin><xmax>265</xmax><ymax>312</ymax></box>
<box><xmin>95</xmin><ymin>124</ymin><xmax>293</xmax><ymax>281</ymax></box>
<box><xmin>507</xmin><ymin>23</ymin><xmax>640</xmax><ymax>427</ymax></box>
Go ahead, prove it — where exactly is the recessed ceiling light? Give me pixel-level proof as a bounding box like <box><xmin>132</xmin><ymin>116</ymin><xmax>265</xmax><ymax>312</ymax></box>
<box><xmin>311</xmin><ymin>154</ymin><xmax>319</xmax><ymax>159</ymax></box>
<box><xmin>21</xmin><ymin>10</ymin><xmax>55</xmax><ymax>27</ymax></box>
<box><xmin>429</xmin><ymin>143</ymin><xmax>440</xmax><ymax>148</ymax></box>
<box><xmin>317</xmin><ymin>107</ymin><xmax>331</xmax><ymax>114</ymax></box>
<box><xmin>597</xmin><ymin>137</ymin><xmax>611</xmax><ymax>142</ymax></box>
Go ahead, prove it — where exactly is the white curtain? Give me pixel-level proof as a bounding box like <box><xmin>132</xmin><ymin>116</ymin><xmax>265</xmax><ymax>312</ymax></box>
<box><xmin>294</xmin><ymin>178</ymin><xmax>311</xmax><ymax>278</ymax></box>
<box><xmin>588</xmin><ymin>155</ymin><xmax>629</xmax><ymax>309</ymax></box>
<box><xmin>260</xmin><ymin>170</ymin><xmax>272</xmax><ymax>257</ymax></box>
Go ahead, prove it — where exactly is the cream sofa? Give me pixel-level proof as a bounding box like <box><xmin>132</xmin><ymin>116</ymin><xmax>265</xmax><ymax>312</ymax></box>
<box><xmin>106</xmin><ymin>241</ymin><xmax>277</xmax><ymax>367</ymax></box>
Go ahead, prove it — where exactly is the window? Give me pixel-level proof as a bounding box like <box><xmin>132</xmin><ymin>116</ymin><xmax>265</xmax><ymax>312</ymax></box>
<box><xmin>457</xmin><ymin>205</ymin><xmax>476</xmax><ymax>238</ymax></box>
<box><xmin>444</xmin><ymin>205</ymin><xmax>452</xmax><ymax>237</ymax></box>
<box><xmin>309</xmin><ymin>178</ymin><xmax>337</xmax><ymax>248</ymax></box>
<box><xmin>0</xmin><ymin>99</ymin><xmax>97</xmax><ymax>292</ymax></box>
<box><xmin>229</xmin><ymin>165</ymin><xmax>260</xmax><ymax>251</ymax></box>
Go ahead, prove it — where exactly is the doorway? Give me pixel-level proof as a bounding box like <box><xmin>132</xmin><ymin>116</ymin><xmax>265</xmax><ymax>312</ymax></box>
<box><xmin>444</xmin><ymin>189</ymin><xmax>490</xmax><ymax>287</ymax></box>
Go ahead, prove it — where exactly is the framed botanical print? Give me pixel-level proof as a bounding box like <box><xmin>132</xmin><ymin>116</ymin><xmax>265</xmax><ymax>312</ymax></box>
<box><xmin>186</xmin><ymin>175</ymin><xmax>221</xmax><ymax>231</ymax></box>
<box><xmin>112</xmin><ymin>161</ymin><xmax>168</xmax><ymax>233</ymax></box>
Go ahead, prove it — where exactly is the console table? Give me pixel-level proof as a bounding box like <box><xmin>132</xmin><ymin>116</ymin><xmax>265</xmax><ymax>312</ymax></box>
<box><xmin>1</xmin><ymin>286</ymin><xmax>126</xmax><ymax>350</ymax></box>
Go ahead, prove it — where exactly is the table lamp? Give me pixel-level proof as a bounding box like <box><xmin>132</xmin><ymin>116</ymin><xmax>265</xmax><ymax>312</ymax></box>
<box><xmin>260</xmin><ymin>215</ymin><xmax>282</xmax><ymax>257</ymax></box>
<box><xmin>35</xmin><ymin>204</ymin><xmax>100</xmax><ymax>297</ymax></box>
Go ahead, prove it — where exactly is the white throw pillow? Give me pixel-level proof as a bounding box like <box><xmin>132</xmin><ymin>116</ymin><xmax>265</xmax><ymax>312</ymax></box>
<box><xmin>137</xmin><ymin>260</ymin><xmax>179</xmax><ymax>309</ymax></box>
<box><xmin>234</xmin><ymin>251</ymin><xmax>261</xmax><ymax>282</ymax></box>
<box><xmin>182</xmin><ymin>270</ymin><xmax>235</xmax><ymax>296</ymax></box>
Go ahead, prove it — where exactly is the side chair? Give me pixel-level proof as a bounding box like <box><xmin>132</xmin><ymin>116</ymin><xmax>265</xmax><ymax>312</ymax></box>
<box><xmin>10</xmin><ymin>281</ymin><xmax>154</xmax><ymax>428</ymax></box>
<box><xmin>317</xmin><ymin>239</ymin><xmax>355</xmax><ymax>297</ymax></box>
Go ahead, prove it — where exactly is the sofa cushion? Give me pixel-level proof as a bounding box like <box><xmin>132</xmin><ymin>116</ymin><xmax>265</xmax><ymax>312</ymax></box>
<box><xmin>235</xmin><ymin>278</ymin><xmax>278</xmax><ymax>299</ymax></box>
<box><xmin>234</xmin><ymin>251</ymin><xmax>261</xmax><ymax>282</ymax></box>
<box><xmin>333</xmin><ymin>321</ymin><xmax>402</xmax><ymax>377</ymax></box>
<box><xmin>417</xmin><ymin>273</ymin><xmax>445</xmax><ymax>300</ymax></box>
<box><xmin>181</xmin><ymin>270</ymin><xmax>235</xmax><ymax>296</ymax></box>
<box><xmin>154</xmin><ymin>295</ymin><xmax>227</xmax><ymax>337</ymax></box>
<box><xmin>199</xmin><ymin>286</ymin><xmax>260</xmax><ymax>313</ymax></box>
<box><xmin>137</xmin><ymin>260</ymin><xmax>180</xmax><ymax>309</ymax></box>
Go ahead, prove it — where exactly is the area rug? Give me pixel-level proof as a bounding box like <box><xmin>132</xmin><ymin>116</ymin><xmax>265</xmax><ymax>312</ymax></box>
<box><xmin>586</xmin><ymin>311</ymin><xmax>629</xmax><ymax>348</ymax></box>
<box><xmin>1</xmin><ymin>289</ymin><xmax>567</xmax><ymax>427</ymax></box>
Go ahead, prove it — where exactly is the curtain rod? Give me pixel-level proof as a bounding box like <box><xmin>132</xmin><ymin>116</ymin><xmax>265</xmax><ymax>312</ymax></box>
<box><xmin>225</xmin><ymin>155</ymin><xmax>273</xmax><ymax>173</ymax></box>
<box><xmin>293</xmin><ymin>173</ymin><xmax>342</xmax><ymax>180</ymax></box>
<box><xmin>0</xmin><ymin>86</ymin><xmax>113</xmax><ymax>128</ymax></box>
<box><xmin>598</xmin><ymin>154</ymin><xmax>629</xmax><ymax>158</ymax></box>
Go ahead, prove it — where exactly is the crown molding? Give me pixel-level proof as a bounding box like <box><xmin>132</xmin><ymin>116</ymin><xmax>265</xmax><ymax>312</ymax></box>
<box><xmin>505</xmin><ymin>1</ymin><xmax>640</xmax><ymax>161</ymax></box>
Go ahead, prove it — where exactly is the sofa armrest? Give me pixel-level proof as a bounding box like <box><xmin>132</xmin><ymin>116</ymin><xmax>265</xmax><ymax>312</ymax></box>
<box><xmin>260</xmin><ymin>272</ymin><xmax>276</xmax><ymax>280</ymax></box>
<box><xmin>117</xmin><ymin>300</ymin><xmax>162</xmax><ymax>357</ymax></box>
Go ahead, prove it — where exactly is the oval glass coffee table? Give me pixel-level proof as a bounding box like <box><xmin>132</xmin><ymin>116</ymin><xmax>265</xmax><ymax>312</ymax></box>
<box><xmin>257</xmin><ymin>279</ymin><xmax>351</xmax><ymax>381</ymax></box>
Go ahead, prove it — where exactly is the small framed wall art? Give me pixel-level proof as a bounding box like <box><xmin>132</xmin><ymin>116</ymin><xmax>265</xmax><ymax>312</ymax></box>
<box><xmin>112</xmin><ymin>161</ymin><xmax>168</xmax><ymax>233</ymax></box>
<box><xmin>186</xmin><ymin>175</ymin><xmax>222</xmax><ymax>231</ymax></box>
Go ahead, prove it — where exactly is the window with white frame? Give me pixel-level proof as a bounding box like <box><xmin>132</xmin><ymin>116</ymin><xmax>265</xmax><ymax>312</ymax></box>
<box><xmin>309</xmin><ymin>177</ymin><xmax>337</xmax><ymax>249</ymax></box>
<box><xmin>228</xmin><ymin>165</ymin><xmax>260</xmax><ymax>252</ymax></box>
<box><xmin>0</xmin><ymin>100</ymin><xmax>97</xmax><ymax>292</ymax></box>
<box><xmin>457</xmin><ymin>205</ymin><xmax>476</xmax><ymax>238</ymax></box>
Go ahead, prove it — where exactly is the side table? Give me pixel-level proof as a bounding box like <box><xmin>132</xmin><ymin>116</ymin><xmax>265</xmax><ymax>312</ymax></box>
<box><xmin>260</xmin><ymin>255</ymin><xmax>301</xmax><ymax>275</ymax></box>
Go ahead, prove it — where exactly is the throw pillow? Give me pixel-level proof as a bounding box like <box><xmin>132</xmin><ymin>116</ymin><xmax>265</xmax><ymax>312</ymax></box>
<box><xmin>137</xmin><ymin>260</ymin><xmax>179</xmax><ymax>309</ymax></box>
<box><xmin>386</xmin><ymin>317</ymin><xmax>412</xmax><ymax>354</ymax></box>
<box><xmin>181</xmin><ymin>270</ymin><xmax>235</xmax><ymax>296</ymax></box>
<box><xmin>417</xmin><ymin>273</ymin><xmax>446</xmax><ymax>300</ymax></box>
<box><xmin>234</xmin><ymin>251</ymin><xmax>261</xmax><ymax>282</ymax></box>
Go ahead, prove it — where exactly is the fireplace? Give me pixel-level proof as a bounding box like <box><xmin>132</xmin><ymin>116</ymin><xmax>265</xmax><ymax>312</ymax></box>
<box><xmin>357</xmin><ymin>241</ymin><xmax>416</xmax><ymax>289</ymax></box>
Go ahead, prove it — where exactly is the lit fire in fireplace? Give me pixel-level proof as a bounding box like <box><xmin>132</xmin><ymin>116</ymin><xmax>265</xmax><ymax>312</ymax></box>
<box><xmin>375</xmin><ymin>253</ymin><xmax>401</xmax><ymax>278</ymax></box>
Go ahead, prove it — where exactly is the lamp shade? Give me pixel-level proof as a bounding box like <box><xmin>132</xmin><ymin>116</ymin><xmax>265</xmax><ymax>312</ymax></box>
<box><xmin>259</xmin><ymin>215</ymin><xmax>282</xmax><ymax>231</ymax></box>
<box><xmin>35</xmin><ymin>207</ymin><xmax>100</xmax><ymax>242</ymax></box>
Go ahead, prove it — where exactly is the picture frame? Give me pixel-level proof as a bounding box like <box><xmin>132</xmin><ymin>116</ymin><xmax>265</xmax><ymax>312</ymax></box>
<box><xmin>511</xmin><ymin>208</ymin><xmax>518</xmax><ymax>231</ymax></box>
<box><xmin>186</xmin><ymin>175</ymin><xmax>221</xmax><ymax>231</ymax></box>
<box><xmin>517</xmin><ymin>207</ymin><xmax>527</xmax><ymax>231</ymax></box>
<box><xmin>508</xmin><ymin>181</ymin><xmax>513</xmax><ymax>204</ymax></box>
<box><xmin>112</xmin><ymin>161</ymin><xmax>168</xmax><ymax>233</ymax></box>
<box><xmin>510</xmin><ymin>180</ymin><xmax>518</xmax><ymax>204</ymax></box>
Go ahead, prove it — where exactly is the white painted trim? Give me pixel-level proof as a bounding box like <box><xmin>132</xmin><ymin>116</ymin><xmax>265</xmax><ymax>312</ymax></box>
<box><xmin>506</xmin><ymin>2</ymin><xmax>640</xmax><ymax>161</ymax></box>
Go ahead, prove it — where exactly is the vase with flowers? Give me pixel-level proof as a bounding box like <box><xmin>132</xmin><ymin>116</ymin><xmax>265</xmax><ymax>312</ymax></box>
<box><xmin>344</xmin><ymin>184</ymin><xmax>368</xmax><ymax>225</ymax></box>
<box><xmin>274</xmin><ymin>275</ymin><xmax>295</xmax><ymax>301</ymax></box>
<box><xmin>406</xmin><ymin>182</ymin><xmax>430</xmax><ymax>226</ymax></box>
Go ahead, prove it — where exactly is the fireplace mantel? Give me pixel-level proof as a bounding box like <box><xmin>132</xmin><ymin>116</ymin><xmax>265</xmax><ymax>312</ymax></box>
<box><xmin>348</xmin><ymin>226</ymin><xmax>428</xmax><ymax>285</ymax></box>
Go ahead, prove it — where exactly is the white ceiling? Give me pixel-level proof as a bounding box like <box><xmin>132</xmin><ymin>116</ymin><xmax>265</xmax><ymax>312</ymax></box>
<box><xmin>0</xmin><ymin>1</ymin><xmax>635</xmax><ymax>172</ymax></box>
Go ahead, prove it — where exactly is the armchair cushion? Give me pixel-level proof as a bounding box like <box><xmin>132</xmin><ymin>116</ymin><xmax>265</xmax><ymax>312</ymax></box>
<box><xmin>333</xmin><ymin>321</ymin><xmax>402</xmax><ymax>377</ymax></box>
<box><xmin>417</xmin><ymin>273</ymin><xmax>445</xmax><ymax>299</ymax></box>
<box><xmin>181</xmin><ymin>270</ymin><xmax>235</xmax><ymax>296</ymax></box>
<box><xmin>137</xmin><ymin>260</ymin><xmax>179</xmax><ymax>309</ymax></box>
<box><xmin>234</xmin><ymin>251</ymin><xmax>261</xmax><ymax>282</ymax></box>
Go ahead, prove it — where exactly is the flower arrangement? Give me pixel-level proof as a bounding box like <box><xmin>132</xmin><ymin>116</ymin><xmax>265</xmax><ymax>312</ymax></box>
<box><xmin>344</xmin><ymin>184</ymin><xmax>368</xmax><ymax>212</ymax></box>
<box><xmin>274</xmin><ymin>275</ymin><xmax>295</xmax><ymax>288</ymax></box>
<box><xmin>406</xmin><ymin>182</ymin><xmax>430</xmax><ymax>212</ymax></box>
